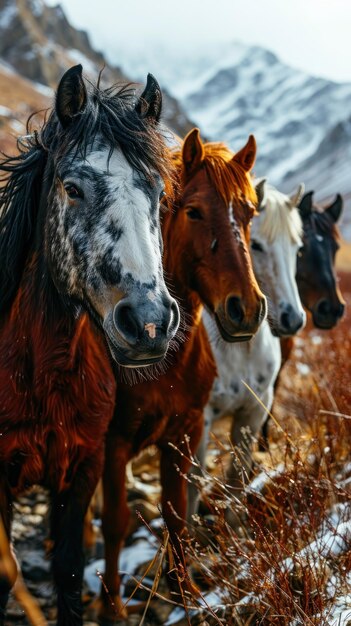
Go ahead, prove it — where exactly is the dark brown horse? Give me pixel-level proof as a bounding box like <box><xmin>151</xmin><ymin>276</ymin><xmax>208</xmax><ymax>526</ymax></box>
<box><xmin>296</xmin><ymin>191</ymin><xmax>345</xmax><ymax>328</ymax></box>
<box><xmin>280</xmin><ymin>191</ymin><xmax>345</xmax><ymax>365</ymax></box>
<box><xmin>98</xmin><ymin>128</ymin><xmax>266</xmax><ymax>622</ymax></box>
<box><xmin>0</xmin><ymin>66</ymin><xmax>179</xmax><ymax>625</ymax></box>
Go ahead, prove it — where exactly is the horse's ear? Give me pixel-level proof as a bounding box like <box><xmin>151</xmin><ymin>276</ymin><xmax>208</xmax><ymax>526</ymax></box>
<box><xmin>56</xmin><ymin>64</ymin><xmax>87</xmax><ymax>128</ymax></box>
<box><xmin>255</xmin><ymin>178</ymin><xmax>267</xmax><ymax>211</ymax></box>
<box><xmin>289</xmin><ymin>183</ymin><xmax>305</xmax><ymax>208</ymax></box>
<box><xmin>232</xmin><ymin>135</ymin><xmax>256</xmax><ymax>172</ymax></box>
<box><xmin>325</xmin><ymin>193</ymin><xmax>343</xmax><ymax>223</ymax></box>
<box><xmin>182</xmin><ymin>128</ymin><xmax>204</xmax><ymax>177</ymax></box>
<box><xmin>298</xmin><ymin>191</ymin><xmax>314</xmax><ymax>218</ymax></box>
<box><xmin>136</xmin><ymin>74</ymin><xmax>162</xmax><ymax>123</ymax></box>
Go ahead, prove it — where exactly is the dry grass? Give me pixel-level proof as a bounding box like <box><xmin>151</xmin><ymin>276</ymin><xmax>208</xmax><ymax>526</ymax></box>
<box><xmin>169</xmin><ymin>272</ymin><xmax>351</xmax><ymax>625</ymax></box>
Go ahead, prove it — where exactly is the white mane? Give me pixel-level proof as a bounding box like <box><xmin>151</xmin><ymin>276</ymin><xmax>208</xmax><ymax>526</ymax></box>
<box><xmin>258</xmin><ymin>183</ymin><xmax>302</xmax><ymax>244</ymax></box>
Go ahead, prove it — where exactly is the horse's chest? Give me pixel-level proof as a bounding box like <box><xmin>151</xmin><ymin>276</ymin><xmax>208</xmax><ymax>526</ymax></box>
<box><xmin>0</xmin><ymin>344</ymin><xmax>115</xmax><ymax>494</ymax></box>
<box><xmin>209</xmin><ymin>325</ymin><xmax>281</xmax><ymax>419</ymax></box>
<box><xmin>116</xmin><ymin>340</ymin><xmax>215</xmax><ymax>453</ymax></box>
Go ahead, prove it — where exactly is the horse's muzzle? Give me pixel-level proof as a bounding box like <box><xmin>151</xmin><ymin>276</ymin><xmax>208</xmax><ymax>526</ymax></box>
<box><xmin>103</xmin><ymin>293</ymin><xmax>180</xmax><ymax>367</ymax></box>
<box><xmin>311</xmin><ymin>299</ymin><xmax>345</xmax><ymax>329</ymax></box>
<box><xmin>214</xmin><ymin>294</ymin><xmax>267</xmax><ymax>342</ymax></box>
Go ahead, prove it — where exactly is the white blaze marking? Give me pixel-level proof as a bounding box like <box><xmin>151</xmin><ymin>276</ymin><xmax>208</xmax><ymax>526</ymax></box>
<box><xmin>228</xmin><ymin>201</ymin><xmax>242</xmax><ymax>244</ymax></box>
<box><xmin>145</xmin><ymin>323</ymin><xmax>156</xmax><ymax>339</ymax></box>
<box><xmin>86</xmin><ymin>148</ymin><xmax>161</xmax><ymax>286</ymax></box>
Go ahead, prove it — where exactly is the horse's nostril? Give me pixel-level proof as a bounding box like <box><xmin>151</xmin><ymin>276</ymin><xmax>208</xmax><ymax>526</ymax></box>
<box><xmin>280</xmin><ymin>309</ymin><xmax>304</xmax><ymax>334</ymax></box>
<box><xmin>280</xmin><ymin>312</ymin><xmax>291</xmax><ymax>331</ymax></box>
<box><xmin>167</xmin><ymin>299</ymin><xmax>180</xmax><ymax>337</ymax></box>
<box><xmin>338</xmin><ymin>303</ymin><xmax>345</xmax><ymax>318</ymax></box>
<box><xmin>114</xmin><ymin>304</ymin><xmax>140</xmax><ymax>345</ymax></box>
<box><xmin>317</xmin><ymin>300</ymin><xmax>331</xmax><ymax>316</ymax></box>
<box><xmin>226</xmin><ymin>296</ymin><xmax>244</xmax><ymax>324</ymax></box>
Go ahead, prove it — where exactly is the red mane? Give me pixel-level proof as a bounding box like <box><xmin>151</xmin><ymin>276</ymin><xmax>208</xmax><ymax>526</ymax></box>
<box><xmin>172</xmin><ymin>141</ymin><xmax>257</xmax><ymax>206</ymax></box>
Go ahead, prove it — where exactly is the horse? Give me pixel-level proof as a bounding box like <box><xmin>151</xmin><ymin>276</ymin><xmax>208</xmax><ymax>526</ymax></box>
<box><xmin>0</xmin><ymin>65</ymin><xmax>179</xmax><ymax>626</ymax></box>
<box><xmin>98</xmin><ymin>128</ymin><xmax>266</xmax><ymax>622</ymax></box>
<box><xmin>296</xmin><ymin>191</ymin><xmax>345</xmax><ymax>328</ymax></box>
<box><xmin>187</xmin><ymin>179</ymin><xmax>305</xmax><ymax>517</ymax></box>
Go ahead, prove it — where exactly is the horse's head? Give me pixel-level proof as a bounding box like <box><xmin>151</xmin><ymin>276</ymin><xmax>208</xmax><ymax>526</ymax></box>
<box><xmin>45</xmin><ymin>66</ymin><xmax>179</xmax><ymax>366</ymax></box>
<box><xmin>251</xmin><ymin>180</ymin><xmax>306</xmax><ymax>336</ymax></box>
<box><xmin>163</xmin><ymin>129</ymin><xmax>266</xmax><ymax>342</ymax></box>
<box><xmin>296</xmin><ymin>191</ymin><xmax>345</xmax><ymax>329</ymax></box>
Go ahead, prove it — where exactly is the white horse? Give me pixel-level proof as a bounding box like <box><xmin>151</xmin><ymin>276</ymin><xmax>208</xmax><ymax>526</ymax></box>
<box><xmin>188</xmin><ymin>180</ymin><xmax>306</xmax><ymax>516</ymax></box>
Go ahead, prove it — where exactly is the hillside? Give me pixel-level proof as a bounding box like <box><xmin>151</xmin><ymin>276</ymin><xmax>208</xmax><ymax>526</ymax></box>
<box><xmin>0</xmin><ymin>0</ymin><xmax>193</xmax><ymax>151</ymax></box>
<box><xmin>116</xmin><ymin>42</ymin><xmax>351</xmax><ymax>239</ymax></box>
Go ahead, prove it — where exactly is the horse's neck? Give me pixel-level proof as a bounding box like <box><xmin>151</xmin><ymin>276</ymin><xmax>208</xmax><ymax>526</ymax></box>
<box><xmin>8</xmin><ymin>251</ymin><xmax>84</xmax><ymax>365</ymax></box>
<box><xmin>203</xmin><ymin>309</ymin><xmax>271</xmax><ymax>361</ymax></box>
<box><xmin>204</xmin><ymin>314</ymin><xmax>281</xmax><ymax>395</ymax></box>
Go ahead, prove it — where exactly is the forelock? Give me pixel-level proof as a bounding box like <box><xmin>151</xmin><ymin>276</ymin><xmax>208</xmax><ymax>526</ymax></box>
<box><xmin>35</xmin><ymin>81</ymin><xmax>173</xmax><ymax>186</ymax></box>
<box><xmin>258</xmin><ymin>184</ymin><xmax>302</xmax><ymax>244</ymax></box>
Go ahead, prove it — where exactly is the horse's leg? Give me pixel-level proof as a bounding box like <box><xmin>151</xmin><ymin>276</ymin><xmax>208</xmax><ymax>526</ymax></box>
<box><xmin>0</xmin><ymin>477</ymin><xmax>15</xmax><ymax>626</ymax></box>
<box><xmin>99</xmin><ymin>433</ymin><xmax>131</xmax><ymax>623</ymax></box>
<box><xmin>160</xmin><ymin>419</ymin><xmax>202</xmax><ymax>596</ymax></box>
<box><xmin>259</xmin><ymin>339</ymin><xmax>287</xmax><ymax>450</ymax></box>
<box><xmin>50</xmin><ymin>451</ymin><xmax>104</xmax><ymax>626</ymax></box>
<box><xmin>228</xmin><ymin>390</ymin><xmax>273</xmax><ymax>492</ymax></box>
<box><xmin>187</xmin><ymin>407</ymin><xmax>211</xmax><ymax>523</ymax></box>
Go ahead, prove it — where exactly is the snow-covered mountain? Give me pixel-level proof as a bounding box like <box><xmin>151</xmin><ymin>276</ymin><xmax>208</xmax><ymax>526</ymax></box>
<box><xmin>0</xmin><ymin>0</ymin><xmax>193</xmax><ymax>150</ymax></box>
<box><xmin>116</xmin><ymin>42</ymin><xmax>351</xmax><ymax>238</ymax></box>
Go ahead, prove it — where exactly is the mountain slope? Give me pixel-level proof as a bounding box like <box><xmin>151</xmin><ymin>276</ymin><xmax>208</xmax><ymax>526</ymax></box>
<box><xmin>116</xmin><ymin>42</ymin><xmax>351</xmax><ymax>237</ymax></box>
<box><xmin>0</xmin><ymin>0</ymin><xmax>193</xmax><ymax>147</ymax></box>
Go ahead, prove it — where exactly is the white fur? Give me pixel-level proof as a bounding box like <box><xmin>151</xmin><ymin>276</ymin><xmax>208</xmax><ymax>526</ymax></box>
<box><xmin>56</xmin><ymin>146</ymin><xmax>166</xmax><ymax>321</ymax></box>
<box><xmin>251</xmin><ymin>181</ymin><xmax>306</xmax><ymax>331</ymax></box>
<box><xmin>87</xmin><ymin>149</ymin><xmax>162</xmax><ymax>288</ymax></box>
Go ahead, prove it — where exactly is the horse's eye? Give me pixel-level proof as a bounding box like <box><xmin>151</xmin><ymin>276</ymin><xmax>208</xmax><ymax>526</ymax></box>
<box><xmin>64</xmin><ymin>184</ymin><xmax>84</xmax><ymax>200</ymax></box>
<box><xmin>159</xmin><ymin>190</ymin><xmax>166</xmax><ymax>201</ymax></box>
<box><xmin>186</xmin><ymin>208</ymin><xmax>203</xmax><ymax>220</ymax></box>
<box><xmin>251</xmin><ymin>240</ymin><xmax>264</xmax><ymax>252</ymax></box>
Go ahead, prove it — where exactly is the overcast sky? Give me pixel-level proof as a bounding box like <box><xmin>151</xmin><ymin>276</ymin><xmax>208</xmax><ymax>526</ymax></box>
<box><xmin>47</xmin><ymin>0</ymin><xmax>351</xmax><ymax>83</ymax></box>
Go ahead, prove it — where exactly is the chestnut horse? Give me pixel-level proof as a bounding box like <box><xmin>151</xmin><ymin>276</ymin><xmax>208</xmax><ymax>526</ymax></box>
<box><xmin>98</xmin><ymin>128</ymin><xmax>266</xmax><ymax>622</ymax></box>
<box><xmin>0</xmin><ymin>66</ymin><xmax>179</xmax><ymax>625</ymax></box>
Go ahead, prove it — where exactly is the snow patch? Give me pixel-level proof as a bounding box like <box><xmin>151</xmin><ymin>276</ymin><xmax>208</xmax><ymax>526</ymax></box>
<box><xmin>247</xmin><ymin>462</ymin><xmax>285</xmax><ymax>495</ymax></box>
<box><xmin>0</xmin><ymin>105</ymin><xmax>12</xmax><ymax>117</ymax></box>
<box><xmin>33</xmin><ymin>82</ymin><xmax>53</xmax><ymax>97</ymax></box>
<box><xmin>0</xmin><ymin>2</ymin><xmax>17</xmax><ymax>30</ymax></box>
<box><xmin>296</xmin><ymin>362</ymin><xmax>311</xmax><ymax>376</ymax></box>
<box><xmin>68</xmin><ymin>49</ymin><xmax>98</xmax><ymax>77</ymax></box>
<box><xmin>29</xmin><ymin>0</ymin><xmax>44</xmax><ymax>17</ymax></box>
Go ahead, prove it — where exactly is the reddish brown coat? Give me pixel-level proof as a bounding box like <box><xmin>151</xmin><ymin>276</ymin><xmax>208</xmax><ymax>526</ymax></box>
<box><xmin>99</xmin><ymin>129</ymin><xmax>265</xmax><ymax>621</ymax></box>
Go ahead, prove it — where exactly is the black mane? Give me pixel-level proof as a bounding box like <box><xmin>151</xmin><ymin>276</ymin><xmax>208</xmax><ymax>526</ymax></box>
<box><xmin>44</xmin><ymin>82</ymin><xmax>171</xmax><ymax>179</ymax></box>
<box><xmin>0</xmin><ymin>81</ymin><xmax>172</xmax><ymax>315</ymax></box>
